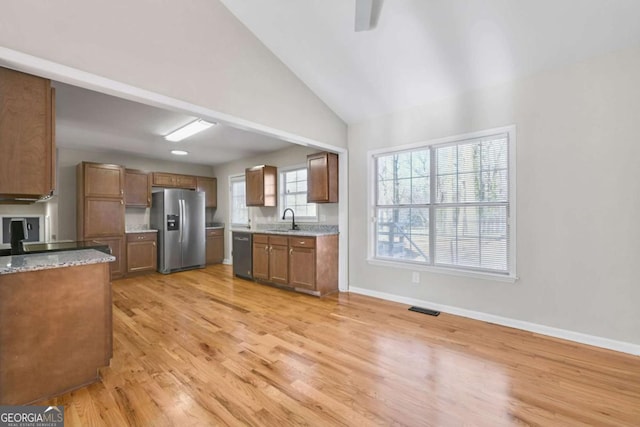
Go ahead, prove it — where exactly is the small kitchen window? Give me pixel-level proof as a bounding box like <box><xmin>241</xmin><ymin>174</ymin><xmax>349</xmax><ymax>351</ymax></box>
<box><xmin>230</xmin><ymin>175</ymin><xmax>249</xmax><ymax>227</ymax></box>
<box><xmin>369</xmin><ymin>126</ymin><xmax>516</xmax><ymax>279</ymax></box>
<box><xmin>279</xmin><ymin>166</ymin><xmax>318</xmax><ymax>221</ymax></box>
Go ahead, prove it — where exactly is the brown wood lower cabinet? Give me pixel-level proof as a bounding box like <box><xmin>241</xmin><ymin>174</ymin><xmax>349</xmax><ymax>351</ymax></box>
<box><xmin>0</xmin><ymin>262</ymin><xmax>112</xmax><ymax>405</ymax></box>
<box><xmin>252</xmin><ymin>234</ymin><xmax>288</xmax><ymax>284</ymax></box>
<box><xmin>252</xmin><ymin>233</ymin><xmax>338</xmax><ymax>296</ymax></box>
<box><xmin>206</xmin><ymin>228</ymin><xmax>224</xmax><ymax>264</ymax></box>
<box><xmin>126</xmin><ymin>232</ymin><xmax>157</xmax><ymax>274</ymax></box>
<box><xmin>97</xmin><ymin>236</ymin><xmax>125</xmax><ymax>279</ymax></box>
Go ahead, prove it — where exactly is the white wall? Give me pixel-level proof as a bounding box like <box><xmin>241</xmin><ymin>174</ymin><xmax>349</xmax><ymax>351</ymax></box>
<box><xmin>0</xmin><ymin>0</ymin><xmax>346</xmax><ymax>149</ymax></box>
<box><xmin>348</xmin><ymin>46</ymin><xmax>640</xmax><ymax>346</ymax></box>
<box><xmin>212</xmin><ymin>144</ymin><xmax>339</xmax><ymax>261</ymax></box>
<box><xmin>55</xmin><ymin>147</ymin><xmax>214</xmax><ymax>241</ymax></box>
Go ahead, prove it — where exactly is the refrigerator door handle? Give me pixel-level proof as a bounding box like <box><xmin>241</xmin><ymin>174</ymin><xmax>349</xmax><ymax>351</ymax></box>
<box><xmin>179</xmin><ymin>199</ymin><xmax>184</xmax><ymax>243</ymax></box>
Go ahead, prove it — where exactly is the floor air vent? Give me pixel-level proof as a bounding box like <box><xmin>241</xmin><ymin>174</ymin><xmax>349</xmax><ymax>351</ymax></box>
<box><xmin>408</xmin><ymin>306</ymin><xmax>440</xmax><ymax>316</ymax></box>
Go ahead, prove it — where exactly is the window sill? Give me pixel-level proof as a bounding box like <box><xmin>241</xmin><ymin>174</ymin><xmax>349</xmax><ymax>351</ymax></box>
<box><xmin>366</xmin><ymin>258</ymin><xmax>518</xmax><ymax>283</ymax></box>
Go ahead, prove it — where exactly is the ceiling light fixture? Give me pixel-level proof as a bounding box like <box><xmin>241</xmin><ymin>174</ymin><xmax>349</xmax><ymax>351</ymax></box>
<box><xmin>170</xmin><ymin>149</ymin><xmax>189</xmax><ymax>156</ymax></box>
<box><xmin>355</xmin><ymin>0</ymin><xmax>374</xmax><ymax>32</ymax></box>
<box><xmin>164</xmin><ymin>119</ymin><xmax>214</xmax><ymax>142</ymax></box>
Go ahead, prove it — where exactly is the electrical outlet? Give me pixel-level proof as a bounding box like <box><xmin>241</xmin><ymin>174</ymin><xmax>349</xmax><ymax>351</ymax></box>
<box><xmin>412</xmin><ymin>272</ymin><xmax>420</xmax><ymax>283</ymax></box>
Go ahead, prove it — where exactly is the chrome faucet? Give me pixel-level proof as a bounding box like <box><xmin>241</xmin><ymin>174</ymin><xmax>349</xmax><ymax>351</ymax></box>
<box><xmin>282</xmin><ymin>208</ymin><xmax>299</xmax><ymax>230</ymax></box>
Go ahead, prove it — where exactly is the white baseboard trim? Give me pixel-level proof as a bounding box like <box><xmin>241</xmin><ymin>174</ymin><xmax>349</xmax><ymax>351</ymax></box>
<box><xmin>222</xmin><ymin>259</ymin><xmax>232</xmax><ymax>265</ymax></box>
<box><xmin>348</xmin><ymin>286</ymin><xmax>640</xmax><ymax>356</ymax></box>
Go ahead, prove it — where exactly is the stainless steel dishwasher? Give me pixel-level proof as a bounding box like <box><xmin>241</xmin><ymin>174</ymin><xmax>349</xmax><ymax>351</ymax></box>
<box><xmin>232</xmin><ymin>232</ymin><xmax>252</xmax><ymax>279</ymax></box>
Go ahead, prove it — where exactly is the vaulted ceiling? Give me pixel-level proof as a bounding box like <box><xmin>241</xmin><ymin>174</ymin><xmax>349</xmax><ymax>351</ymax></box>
<box><xmin>54</xmin><ymin>1</ymin><xmax>640</xmax><ymax>164</ymax></box>
<box><xmin>221</xmin><ymin>0</ymin><xmax>640</xmax><ymax>123</ymax></box>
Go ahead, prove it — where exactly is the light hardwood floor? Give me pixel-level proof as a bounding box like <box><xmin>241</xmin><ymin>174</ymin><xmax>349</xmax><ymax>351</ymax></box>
<box><xmin>41</xmin><ymin>264</ymin><xmax>640</xmax><ymax>426</ymax></box>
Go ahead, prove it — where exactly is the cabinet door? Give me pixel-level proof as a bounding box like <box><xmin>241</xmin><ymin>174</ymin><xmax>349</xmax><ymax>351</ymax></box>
<box><xmin>269</xmin><ymin>244</ymin><xmax>289</xmax><ymax>285</ymax></box>
<box><xmin>206</xmin><ymin>229</ymin><xmax>224</xmax><ymax>264</ymax></box>
<box><xmin>197</xmin><ymin>177</ymin><xmax>217</xmax><ymax>208</ymax></box>
<box><xmin>307</xmin><ymin>152</ymin><xmax>338</xmax><ymax>203</ymax></box>
<box><xmin>84</xmin><ymin>198</ymin><xmax>125</xmax><ymax>237</ymax></box>
<box><xmin>245</xmin><ymin>167</ymin><xmax>264</xmax><ymax>206</ymax></box>
<box><xmin>84</xmin><ymin>163</ymin><xmax>124</xmax><ymax>198</ymax></box>
<box><xmin>127</xmin><ymin>240</ymin><xmax>157</xmax><ymax>273</ymax></box>
<box><xmin>125</xmin><ymin>170</ymin><xmax>151</xmax><ymax>207</ymax></box>
<box><xmin>99</xmin><ymin>237</ymin><xmax>125</xmax><ymax>279</ymax></box>
<box><xmin>252</xmin><ymin>241</ymin><xmax>269</xmax><ymax>280</ymax></box>
<box><xmin>289</xmin><ymin>247</ymin><xmax>316</xmax><ymax>290</ymax></box>
<box><xmin>152</xmin><ymin>172</ymin><xmax>176</xmax><ymax>187</ymax></box>
<box><xmin>176</xmin><ymin>175</ymin><xmax>197</xmax><ymax>189</ymax></box>
<box><xmin>0</xmin><ymin>67</ymin><xmax>54</xmax><ymax>197</ymax></box>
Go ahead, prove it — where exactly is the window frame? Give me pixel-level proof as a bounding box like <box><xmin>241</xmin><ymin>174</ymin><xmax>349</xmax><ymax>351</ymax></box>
<box><xmin>278</xmin><ymin>164</ymin><xmax>319</xmax><ymax>222</ymax></box>
<box><xmin>367</xmin><ymin>125</ymin><xmax>517</xmax><ymax>282</ymax></box>
<box><xmin>229</xmin><ymin>174</ymin><xmax>249</xmax><ymax>228</ymax></box>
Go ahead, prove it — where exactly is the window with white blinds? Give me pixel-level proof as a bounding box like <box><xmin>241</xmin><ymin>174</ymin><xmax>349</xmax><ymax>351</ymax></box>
<box><xmin>280</xmin><ymin>166</ymin><xmax>318</xmax><ymax>220</ymax></box>
<box><xmin>372</xmin><ymin>128</ymin><xmax>514</xmax><ymax>276</ymax></box>
<box><xmin>230</xmin><ymin>175</ymin><xmax>249</xmax><ymax>226</ymax></box>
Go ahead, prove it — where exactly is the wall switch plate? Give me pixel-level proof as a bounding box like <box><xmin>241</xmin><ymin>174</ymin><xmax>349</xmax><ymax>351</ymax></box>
<box><xmin>412</xmin><ymin>271</ymin><xmax>420</xmax><ymax>283</ymax></box>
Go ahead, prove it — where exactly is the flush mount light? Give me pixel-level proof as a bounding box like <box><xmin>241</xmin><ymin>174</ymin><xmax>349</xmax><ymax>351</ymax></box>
<box><xmin>170</xmin><ymin>150</ymin><xmax>189</xmax><ymax>156</ymax></box>
<box><xmin>164</xmin><ymin>119</ymin><xmax>214</xmax><ymax>142</ymax></box>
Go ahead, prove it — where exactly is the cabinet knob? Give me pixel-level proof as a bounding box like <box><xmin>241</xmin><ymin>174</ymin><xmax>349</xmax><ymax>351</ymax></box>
<box><xmin>289</xmin><ymin>248</ymin><xmax>293</xmax><ymax>255</ymax></box>
<box><xmin>269</xmin><ymin>246</ymin><xmax>273</xmax><ymax>253</ymax></box>
<box><xmin>120</xmin><ymin>200</ymin><xmax>124</xmax><ymax>205</ymax></box>
<box><xmin>264</xmin><ymin>245</ymin><xmax>269</xmax><ymax>252</ymax></box>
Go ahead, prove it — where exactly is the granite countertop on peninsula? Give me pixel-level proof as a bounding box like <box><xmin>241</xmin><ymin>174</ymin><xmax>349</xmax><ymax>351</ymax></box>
<box><xmin>0</xmin><ymin>249</ymin><xmax>115</xmax><ymax>275</ymax></box>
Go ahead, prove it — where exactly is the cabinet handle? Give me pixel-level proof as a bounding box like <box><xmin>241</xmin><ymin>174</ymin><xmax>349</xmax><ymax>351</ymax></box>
<box><xmin>121</xmin><ymin>189</ymin><xmax>124</xmax><ymax>195</ymax></box>
<box><xmin>289</xmin><ymin>248</ymin><xmax>293</xmax><ymax>255</ymax></box>
<box><xmin>269</xmin><ymin>246</ymin><xmax>273</xmax><ymax>253</ymax></box>
<box><xmin>264</xmin><ymin>245</ymin><xmax>269</xmax><ymax>252</ymax></box>
<box><xmin>153</xmin><ymin>242</ymin><xmax>156</xmax><ymax>246</ymax></box>
<box><xmin>120</xmin><ymin>200</ymin><xmax>124</xmax><ymax>205</ymax></box>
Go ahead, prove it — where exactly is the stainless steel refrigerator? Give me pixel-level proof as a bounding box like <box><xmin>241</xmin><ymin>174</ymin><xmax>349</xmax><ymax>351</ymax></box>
<box><xmin>151</xmin><ymin>189</ymin><xmax>205</xmax><ymax>274</ymax></box>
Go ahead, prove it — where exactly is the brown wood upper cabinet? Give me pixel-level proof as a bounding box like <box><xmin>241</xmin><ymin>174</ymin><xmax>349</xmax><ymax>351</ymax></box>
<box><xmin>196</xmin><ymin>177</ymin><xmax>217</xmax><ymax>208</ymax></box>
<box><xmin>307</xmin><ymin>152</ymin><xmax>338</xmax><ymax>203</ymax></box>
<box><xmin>81</xmin><ymin>162</ymin><xmax>124</xmax><ymax>198</ymax></box>
<box><xmin>246</xmin><ymin>165</ymin><xmax>277</xmax><ymax>207</ymax></box>
<box><xmin>0</xmin><ymin>67</ymin><xmax>55</xmax><ymax>199</ymax></box>
<box><xmin>125</xmin><ymin>169</ymin><xmax>151</xmax><ymax>207</ymax></box>
<box><xmin>152</xmin><ymin>172</ymin><xmax>197</xmax><ymax>189</ymax></box>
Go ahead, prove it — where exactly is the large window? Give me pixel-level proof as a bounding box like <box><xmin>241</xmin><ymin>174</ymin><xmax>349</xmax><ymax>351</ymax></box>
<box><xmin>371</xmin><ymin>127</ymin><xmax>514</xmax><ymax>276</ymax></box>
<box><xmin>280</xmin><ymin>166</ymin><xmax>317</xmax><ymax>220</ymax></box>
<box><xmin>230</xmin><ymin>175</ymin><xmax>249</xmax><ymax>226</ymax></box>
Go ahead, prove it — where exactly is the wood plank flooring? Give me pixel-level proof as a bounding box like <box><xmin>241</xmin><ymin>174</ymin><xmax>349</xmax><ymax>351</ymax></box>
<box><xmin>41</xmin><ymin>264</ymin><xmax>640</xmax><ymax>426</ymax></box>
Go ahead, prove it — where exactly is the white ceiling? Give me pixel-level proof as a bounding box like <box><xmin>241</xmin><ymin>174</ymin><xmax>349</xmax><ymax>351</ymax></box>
<box><xmin>54</xmin><ymin>82</ymin><xmax>292</xmax><ymax>166</ymax></box>
<box><xmin>54</xmin><ymin>1</ymin><xmax>640</xmax><ymax>163</ymax></box>
<box><xmin>221</xmin><ymin>0</ymin><xmax>640</xmax><ymax>123</ymax></box>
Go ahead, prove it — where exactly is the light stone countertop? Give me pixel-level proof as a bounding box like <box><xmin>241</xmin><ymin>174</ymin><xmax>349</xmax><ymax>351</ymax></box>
<box><xmin>0</xmin><ymin>249</ymin><xmax>115</xmax><ymax>275</ymax></box>
<box><xmin>230</xmin><ymin>228</ymin><xmax>338</xmax><ymax>237</ymax></box>
<box><xmin>125</xmin><ymin>229</ymin><xmax>158</xmax><ymax>234</ymax></box>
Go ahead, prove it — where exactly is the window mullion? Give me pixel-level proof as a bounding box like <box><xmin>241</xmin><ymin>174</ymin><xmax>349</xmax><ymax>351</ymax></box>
<box><xmin>429</xmin><ymin>146</ymin><xmax>436</xmax><ymax>266</ymax></box>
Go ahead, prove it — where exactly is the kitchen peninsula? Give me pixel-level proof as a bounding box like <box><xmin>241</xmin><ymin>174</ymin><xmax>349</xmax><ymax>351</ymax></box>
<box><xmin>0</xmin><ymin>249</ymin><xmax>114</xmax><ymax>405</ymax></box>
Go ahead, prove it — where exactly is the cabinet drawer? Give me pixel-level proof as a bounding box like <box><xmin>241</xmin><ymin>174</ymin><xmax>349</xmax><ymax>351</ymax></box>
<box><xmin>206</xmin><ymin>228</ymin><xmax>224</xmax><ymax>237</ymax></box>
<box><xmin>253</xmin><ymin>234</ymin><xmax>269</xmax><ymax>244</ymax></box>
<box><xmin>289</xmin><ymin>236</ymin><xmax>316</xmax><ymax>248</ymax></box>
<box><xmin>268</xmin><ymin>235</ymin><xmax>289</xmax><ymax>246</ymax></box>
<box><xmin>126</xmin><ymin>232</ymin><xmax>157</xmax><ymax>242</ymax></box>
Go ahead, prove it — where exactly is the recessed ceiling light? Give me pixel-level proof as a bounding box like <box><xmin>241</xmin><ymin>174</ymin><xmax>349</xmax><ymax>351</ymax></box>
<box><xmin>171</xmin><ymin>150</ymin><xmax>189</xmax><ymax>156</ymax></box>
<box><xmin>164</xmin><ymin>119</ymin><xmax>215</xmax><ymax>142</ymax></box>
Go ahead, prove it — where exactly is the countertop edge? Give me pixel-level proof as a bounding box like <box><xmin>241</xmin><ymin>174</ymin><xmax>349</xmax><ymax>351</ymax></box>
<box><xmin>0</xmin><ymin>249</ymin><xmax>116</xmax><ymax>275</ymax></box>
<box><xmin>230</xmin><ymin>229</ymin><xmax>339</xmax><ymax>237</ymax></box>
